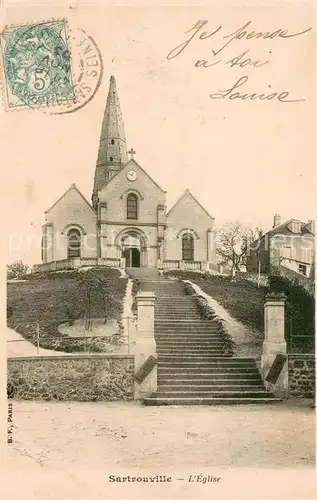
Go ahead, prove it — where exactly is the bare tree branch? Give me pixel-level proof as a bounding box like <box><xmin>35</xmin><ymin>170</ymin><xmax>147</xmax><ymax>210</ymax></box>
<box><xmin>216</xmin><ymin>222</ymin><xmax>260</xmax><ymax>275</ymax></box>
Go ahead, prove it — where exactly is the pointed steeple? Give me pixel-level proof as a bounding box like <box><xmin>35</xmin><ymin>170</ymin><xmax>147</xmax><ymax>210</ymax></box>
<box><xmin>92</xmin><ymin>75</ymin><xmax>128</xmax><ymax>209</ymax></box>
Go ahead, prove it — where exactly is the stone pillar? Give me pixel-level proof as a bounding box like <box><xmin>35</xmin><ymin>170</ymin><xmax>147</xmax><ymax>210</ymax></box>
<box><xmin>261</xmin><ymin>292</ymin><xmax>288</xmax><ymax>397</ymax></box>
<box><xmin>207</xmin><ymin>229</ymin><xmax>217</xmax><ymax>267</ymax></box>
<box><xmin>134</xmin><ymin>291</ymin><xmax>157</xmax><ymax>399</ymax></box>
<box><xmin>99</xmin><ymin>202</ymin><xmax>108</xmax><ymax>258</ymax></box>
<box><xmin>45</xmin><ymin>223</ymin><xmax>54</xmax><ymax>262</ymax></box>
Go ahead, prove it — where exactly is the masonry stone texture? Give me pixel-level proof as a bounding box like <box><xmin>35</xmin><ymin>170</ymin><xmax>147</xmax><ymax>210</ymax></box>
<box><xmin>7</xmin><ymin>355</ymin><xmax>134</xmax><ymax>402</ymax></box>
<box><xmin>288</xmin><ymin>354</ymin><xmax>315</xmax><ymax>398</ymax></box>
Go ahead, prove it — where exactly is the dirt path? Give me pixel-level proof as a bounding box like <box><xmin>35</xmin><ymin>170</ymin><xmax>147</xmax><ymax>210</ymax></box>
<box><xmin>5</xmin><ymin>400</ymin><xmax>315</xmax><ymax>469</ymax></box>
<box><xmin>3</xmin><ymin>399</ymin><xmax>315</xmax><ymax>499</ymax></box>
<box><xmin>6</xmin><ymin>328</ymin><xmax>69</xmax><ymax>357</ymax></box>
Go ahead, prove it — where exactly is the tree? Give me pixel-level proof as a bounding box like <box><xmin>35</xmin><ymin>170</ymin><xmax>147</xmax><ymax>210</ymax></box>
<box><xmin>216</xmin><ymin>222</ymin><xmax>259</xmax><ymax>276</ymax></box>
<box><xmin>7</xmin><ymin>260</ymin><xmax>29</xmax><ymax>280</ymax></box>
<box><xmin>94</xmin><ymin>276</ymin><xmax>117</xmax><ymax>324</ymax></box>
<box><xmin>77</xmin><ymin>274</ymin><xmax>100</xmax><ymax>331</ymax></box>
<box><xmin>76</xmin><ymin>272</ymin><xmax>116</xmax><ymax>329</ymax></box>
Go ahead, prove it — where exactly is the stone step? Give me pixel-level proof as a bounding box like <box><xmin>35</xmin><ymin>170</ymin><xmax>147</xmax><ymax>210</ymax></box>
<box><xmin>159</xmin><ymin>356</ymin><xmax>254</xmax><ymax>362</ymax></box>
<box><xmin>155</xmin><ymin>329</ymin><xmax>223</xmax><ymax>333</ymax></box>
<box><xmin>154</xmin><ymin>323</ymin><xmax>220</xmax><ymax>327</ymax></box>
<box><xmin>155</xmin><ymin>337</ymin><xmax>225</xmax><ymax>342</ymax></box>
<box><xmin>144</xmin><ymin>287</ymin><xmax>186</xmax><ymax>290</ymax></box>
<box><xmin>159</xmin><ymin>384</ymin><xmax>265</xmax><ymax>391</ymax></box>
<box><xmin>155</xmin><ymin>308</ymin><xmax>199</xmax><ymax>311</ymax></box>
<box><xmin>156</xmin><ymin>338</ymin><xmax>224</xmax><ymax>349</ymax></box>
<box><xmin>154</xmin><ymin>390</ymin><xmax>270</xmax><ymax>398</ymax></box>
<box><xmin>158</xmin><ymin>355</ymin><xmax>257</xmax><ymax>370</ymax></box>
<box><xmin>157</xmin><ymin>355</ymin><xmax>240</xmax><ymax>362</ymax></box>
<box><xmin>155</xmin><ymin>322</ymin><xmax>221</xmax><ymax>326</ymax></box>
<box><xmin>157</xmin><ymin>350</ymin><xmax>227</xmax><ymax>355</ymax></box>
<box><xmin>158</xmin><ymin>373</ymin><xmax>262</xmax><ymax>380</ymax></box>
<box><xmin>155</xmin><ymin>323</ymin><xmax>221</xmax><ymax>327</ymax></box>
<box><xmin>156</xmin><ymin>339</ymin><xmax>225</xmax><ymax>343</ymax></box>
<box><xmin>158</xmin><ymin>366</ymin><xmax>259</xmax><ymax>373</ymax></box>
<box><xmin>155</xmin><ymin>314</ymin><xmax>201</xmax><ymax>318</ymax></box>
<box><xmin>143</xmin><ymin>397</ymin><xmax>281</xmax><ymax>406</ymax></box>
<box><xmin>154</xmin><ymin>325</ymin><xmax>222</xmax><ymax>330</ymax></box>
<box><xmin>155</xmin><ymin>302</ymin><xmax>198</xmax><ymax>305</ymax></box>
<box><xmin>155</xmin><ymin>332</ymin><xmax>224</xmax><ymax>337</ymax></box>
<box><xmin>158</xmin><ymin>359</ymin><xmax>256</xmax><ymax>365</ymax></box>
<box><xmin>156</xmin><ymin>306</ymin><xmax>198</xmax><ymax>309</ymax></box>
<box><xmin>155</xmin><ymin>336</ymin><xmax>224</xmax><ymax>341</ymax></box>
<box><xmin>157</xmin><ymin>378</ymin><xmax>263</xmax><ymax>385</ymax></box>
<box><xmin>156</xmin><ymin>298</ymin><xmax>197</xmax><ymax>302</ymax></box>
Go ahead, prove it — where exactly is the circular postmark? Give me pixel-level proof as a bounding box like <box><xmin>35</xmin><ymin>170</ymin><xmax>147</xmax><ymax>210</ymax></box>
<box><xmin>50</xmin><ymin>27</ymin><xmax>103</xmax><ymax>114</ymax></box>
<box><xmin>2</xmin><ymin>20</ymin><xmax>103</xmax><ymax>113</ymax></box>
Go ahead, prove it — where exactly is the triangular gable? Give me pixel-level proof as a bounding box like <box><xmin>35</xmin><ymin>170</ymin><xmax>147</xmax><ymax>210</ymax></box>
<box><xmin>45</xmin><ymin>184</ymin><xmax>95</xmax><ymax>214</ymax></box>
<box><xmin>99</xmin><ymin>159</ymin><xmax>167</xmax><ymax>194</ymax></box>
<box><xmin>167</xmin><ymin>189</ymin><xmax>214</xmax><ymax>221</ymax></box>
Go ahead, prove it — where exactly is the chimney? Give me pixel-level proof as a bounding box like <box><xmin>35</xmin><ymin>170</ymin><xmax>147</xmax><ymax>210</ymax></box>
<box><xmin>273</xmin><ymin>214</ymin><xmax>281</xmax><ymax>228</ymax></box>
<box><xmin>307</xmin><ymin>220</ymin><xmax>315</xmax><ymax>234</ymax></box>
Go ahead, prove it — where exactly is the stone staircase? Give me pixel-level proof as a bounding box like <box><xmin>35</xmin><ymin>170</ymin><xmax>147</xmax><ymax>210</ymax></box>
<box><xmin>133</xmin><ymin>275</ymin><xmax>280</xmax><ymax>405</ymax></box>
<box><xmin>126</xmin><ymin>267</ymin><xmax>160</xmax><ymax>280</ymax></box>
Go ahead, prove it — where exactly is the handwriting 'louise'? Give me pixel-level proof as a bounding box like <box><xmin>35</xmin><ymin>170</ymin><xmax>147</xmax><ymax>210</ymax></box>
<box><xmin>209</xmin><ymin>76</ymin><xmax>304</xmax><ymax>102</ymax></box>
<box><xmin>167</xmin><ymin>20</ymin><xmax>312</xmax><ymax>60</ymax></box>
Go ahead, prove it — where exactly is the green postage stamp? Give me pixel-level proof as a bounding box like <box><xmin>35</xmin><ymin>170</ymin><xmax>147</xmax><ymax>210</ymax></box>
<box><xmin>1</xmin><ymin>19</ymin><xmax>75</xmax><ymax>109</ymax></box>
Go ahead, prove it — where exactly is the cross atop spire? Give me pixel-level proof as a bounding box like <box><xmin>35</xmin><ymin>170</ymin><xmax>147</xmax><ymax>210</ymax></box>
<box><xmin>128</xmin><ymin>148</ymin><xmax>136</xmax><ymax>160</ymax></box>
<box><xmin>92</xmin><ymin>75</ymin><xmax>128</xmax><ymax>209</ymax></box>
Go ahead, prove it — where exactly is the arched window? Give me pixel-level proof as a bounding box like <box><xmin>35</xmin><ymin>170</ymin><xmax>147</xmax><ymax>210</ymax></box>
<box><xmin>127</xmin><ymin>193</ymin><xmax>138</xmax><ymax>220</ymax></box>
<box><xmin>182</xmin><ymin>233</ymin><xmax>194</xmax><ymax>261</ymax></box>
<box><xmin>67</xmin><ymin>229</ymin><xmax>81</xmax><ymax>258</ymax></box>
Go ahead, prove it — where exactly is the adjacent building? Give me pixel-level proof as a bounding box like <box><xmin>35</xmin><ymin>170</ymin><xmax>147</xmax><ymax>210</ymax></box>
<box><xmin>247</xmin><ymin>214</ymin><xmax>315</xmax><ymax>276</ymax></box>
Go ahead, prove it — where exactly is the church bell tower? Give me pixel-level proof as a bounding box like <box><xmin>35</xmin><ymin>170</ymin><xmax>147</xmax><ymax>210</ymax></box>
<box><xmin>92</xmin><ymin>75</ymin><xmax>128</xmax><ymax>210</ymax></box>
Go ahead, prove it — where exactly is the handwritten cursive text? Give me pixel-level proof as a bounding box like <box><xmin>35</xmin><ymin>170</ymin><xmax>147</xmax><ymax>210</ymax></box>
<box><xmin>167</xmin><ymin>20</ymin><xmax>312</xmax><ymax>60</ymax></box>
<box><xmin>209</xmin><ymin>76</ymin><xmax>305</xmax><ymax>102</ymax></box>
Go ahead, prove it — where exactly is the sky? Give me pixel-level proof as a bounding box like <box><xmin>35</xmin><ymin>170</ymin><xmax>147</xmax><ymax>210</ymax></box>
<box><xmin>2</xmin><ymin>0</ymin><xmax>315</xmax><ymax>264</ymax></box>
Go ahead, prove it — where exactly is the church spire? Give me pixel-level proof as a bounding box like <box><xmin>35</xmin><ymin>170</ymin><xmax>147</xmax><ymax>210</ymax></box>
<box><xmin>92</xmin><ymin>75</ymin><xmax>128</xmax><ymax>208</ymax></box>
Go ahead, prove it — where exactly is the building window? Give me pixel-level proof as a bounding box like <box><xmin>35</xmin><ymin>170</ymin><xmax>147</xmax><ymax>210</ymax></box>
<box><xmin>111</xmin><ymin>139</ymin><xmax>114</xmax><ymax>144</ymax></box>
<box><xmin>290</xmin><ymin>221</ymin><xmax>301</xmax><ymax>233</ymax></box>
<box><xmin>110</xmin><ymin>156</ymin><xmax>113</xmax><ymax>161</ymax></box>
<box><xmin>299</xmin><ymin>264</ymin><xmax>307</xmax><ymax>276</ymax></box>
<box><xmin>182</xmin><ymin>233</ymin><xmax>194</xmax><ymax>261</ymax></box>
<box><xmin>67</xmin><ymin>229</ymin><xmax>81</xmax><ymax>258</ymax></box>
<box><xmin>127</xmin><ymin>193</ymin><xmax>138</xmax><ymax>220</ymax></box>
<box><xmin>280</xmin><ymin>246</ymin><xmax>292</xmax><ymax>259</ymax></box>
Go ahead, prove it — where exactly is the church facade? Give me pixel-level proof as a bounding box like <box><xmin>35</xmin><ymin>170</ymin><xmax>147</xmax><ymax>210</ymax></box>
<box><xmin>38</xmin><ymin>76</ymin><xmax>217</xmax><ymax>272</ymax></box>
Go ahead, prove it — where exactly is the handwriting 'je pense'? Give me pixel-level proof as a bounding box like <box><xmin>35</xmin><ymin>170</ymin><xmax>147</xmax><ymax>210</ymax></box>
<box><xmin>166</xmin><ymin>20</ymin><xmax>311</xmax><ymax>103</ymax></box>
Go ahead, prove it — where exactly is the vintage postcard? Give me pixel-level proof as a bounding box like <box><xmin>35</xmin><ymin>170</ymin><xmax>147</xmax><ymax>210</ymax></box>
<box><xmin>1</xmin><ymin>0</ymin><xmax>315</xmax><ymax>499</ymax></box>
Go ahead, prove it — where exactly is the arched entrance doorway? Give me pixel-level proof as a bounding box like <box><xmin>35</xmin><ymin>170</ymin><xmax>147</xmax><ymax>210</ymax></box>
<box><xmin>119</xmin><ymin>231</ymin><xmax>146</xmax><ymax>268</ymax></box>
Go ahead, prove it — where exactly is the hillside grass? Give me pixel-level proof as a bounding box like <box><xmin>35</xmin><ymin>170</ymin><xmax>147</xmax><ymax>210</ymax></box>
<box><xmin>165</xmin><ymin>271</ymin><xmax>266</xmax><ymax>333</ymax></box>
<box><xmin>7</xmin><ymin>268</ymin><xmax>127</xmax><ymax>353</ymax></box>
<box><xmin>165</xmin><ymin>270</ymin><xmax>315</xmax><ymax>353</ymax></box>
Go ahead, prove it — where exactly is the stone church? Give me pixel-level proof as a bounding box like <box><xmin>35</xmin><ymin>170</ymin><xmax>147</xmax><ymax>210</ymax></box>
<box><xmin>39</xmin><ymin>76</ymin><xmax>217</xmax><ymax>272</ymax></box>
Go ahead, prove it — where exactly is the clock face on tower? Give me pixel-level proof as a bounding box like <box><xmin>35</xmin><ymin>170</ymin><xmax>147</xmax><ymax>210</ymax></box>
<box><xmin>127</xmin><ymin>170</ymin><xmax>137</xmax><ymax>181</ymax></box>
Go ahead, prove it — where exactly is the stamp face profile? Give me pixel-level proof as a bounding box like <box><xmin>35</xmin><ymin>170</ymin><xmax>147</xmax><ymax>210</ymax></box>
<box><xmin>1</xmin><ymin>20</ymin><xmax>75</xmax><ymax>109</ymax></box>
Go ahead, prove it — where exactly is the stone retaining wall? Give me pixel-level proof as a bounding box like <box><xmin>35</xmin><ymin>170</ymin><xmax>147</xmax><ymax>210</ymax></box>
<box><xmin>288</xmin><ymin>354</ymin><xmax>315</xmax><ymax>398</ymax></box>
<box><xmin>7</xmin><ymin>354</ymin><xmax>134</xmax><ymax>401</ymax></box>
